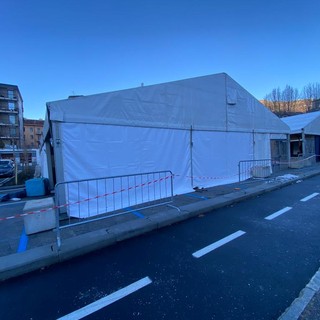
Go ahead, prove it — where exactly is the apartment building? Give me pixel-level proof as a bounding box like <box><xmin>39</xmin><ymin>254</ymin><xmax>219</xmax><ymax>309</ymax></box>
<box><xmin>0</xmin><ymin>83</ymin><xmax>24</xmax><ymax>149</ymax></box>
<box><xmin>24</xmin><ymin>118</ymin><xmax>44</xmax><ymax>148</ymax></box>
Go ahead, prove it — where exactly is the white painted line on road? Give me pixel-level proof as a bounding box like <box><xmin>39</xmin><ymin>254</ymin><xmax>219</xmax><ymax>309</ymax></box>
<box><xmin>300</xmin><ymin>192</ymin><xmax>319</xmax><ymax>202</ymax></box>
<box><xmin>264</xmin><ymin>207</ymin><xmax>292</xmax><ymax>221</ymax></box>
<box><xmin>192</xmin><ymin>230</ymin><xmax>246</xmax><ymax>258</ymax></box>
<box><xmin>57</xmin><ymin>276</ymin><xmax>152</xmax><ymax>320</ymax></box>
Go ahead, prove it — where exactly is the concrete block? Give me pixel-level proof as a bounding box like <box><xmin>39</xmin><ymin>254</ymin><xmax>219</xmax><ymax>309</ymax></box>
<box><xmin>289</xmin><ymin>158</ymin><xmax>304</xmax><ymax>168</ymax></box>
<box><xmin>251</xmin><ymin>165</ymin><xmax>272</xmax><ymax>178</ymax></box>
<box><xmin>23</xmin><ymin>198</ymin><xmax>55</xmax><ymax>235</ymax></box>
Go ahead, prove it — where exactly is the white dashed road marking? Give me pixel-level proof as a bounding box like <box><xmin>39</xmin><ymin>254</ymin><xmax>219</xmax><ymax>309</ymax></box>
<box><xmin>57</xmin><ymin>276</ymin><xmax>152</xmax><ymax>320</ymax></box>
<box><xmin>300</xmin><ymin>193</ymin><xmax>319</xmax><ymax>202</ymax></box>
<box><xmin>264</xmin><ymin>207</ymin><xmax>292</xmax><ymax>221</ymax></box>
<box><xmin>192</xmin><ymin>230</ymin><xmax>246</xmax><ymax>258</ymax></box>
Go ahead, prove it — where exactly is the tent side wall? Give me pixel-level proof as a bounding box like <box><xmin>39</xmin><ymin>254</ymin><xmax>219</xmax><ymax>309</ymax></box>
<box><xmin>56</xmin><ymin>122</ymin><xmax>273</xmax><ymax>218</ymax></box>
<box><xmin>58</xmin><ymin>123</ymin><xmax>192</xmax><ymax>217</ymax></box>
<box><xmin>305</xmin><ymin>115</ymin><xmax>320</xmax><ymax>135</ymax></box>
<box><xmin>59</xmin><ymin>123</ymin><xmax>191</xmax><ymax>193</ymax></box>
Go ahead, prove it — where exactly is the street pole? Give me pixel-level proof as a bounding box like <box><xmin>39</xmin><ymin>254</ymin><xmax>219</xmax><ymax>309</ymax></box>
<box><xmin>12</xmin><ymin>139</ymin><xmax>18</xmax><ymax>185</ymax></box>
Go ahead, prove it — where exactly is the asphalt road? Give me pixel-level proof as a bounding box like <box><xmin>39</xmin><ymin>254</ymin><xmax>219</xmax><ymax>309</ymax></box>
<box><xmin>0</xmin><ymin>175</ymin><xmax>17</xmax><ymax>187</ymax></box>
<box><xmin>0</xmin><ymin>176</ymin><xmax>320</xmax><ymax>320</ymax></box>
<box><xmin>0</xmin><ymin>177</ymin><xmax>10</xmax><ymax>186</ymax></box>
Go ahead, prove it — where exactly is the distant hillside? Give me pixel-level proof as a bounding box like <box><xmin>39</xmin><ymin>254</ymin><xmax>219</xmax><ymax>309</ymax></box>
<box><xmin>260</xmin><ymin>99</ymin><xmax>320</xmax><ymax>117</ymax></box>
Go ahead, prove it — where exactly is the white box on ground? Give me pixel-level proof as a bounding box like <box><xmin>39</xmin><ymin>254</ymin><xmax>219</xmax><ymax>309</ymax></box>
<box><xmin>23</xmin><ymin>197</ymin><xmax>55</xmax><ymax>235</ymax></box>
<box><xmin>251</xmin><ymin>166</ymin><xmax>272</xmax><ymax>178</ymax></box>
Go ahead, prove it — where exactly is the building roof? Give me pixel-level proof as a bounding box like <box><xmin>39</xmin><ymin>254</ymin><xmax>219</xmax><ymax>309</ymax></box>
<box><xmin>46</xmin><ymin>73</ymin><xmax>289</xmax><ymax>134</ymax></box>
<box><xmin>281</xmin><ymin>111</ymin><xmax>320</xmax><ymax>135</ymax></box>
<box><xmin>0</xmin><ymin>83</ymin><xmax>23</xmax><ymax>102</ymax></box>
<box><xmin>24</xmin><ymin>119</ymin><xmax>44</xmax><ymax>126</ymax></box>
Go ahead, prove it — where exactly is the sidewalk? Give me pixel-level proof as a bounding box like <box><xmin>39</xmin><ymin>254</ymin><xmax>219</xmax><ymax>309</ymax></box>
<box><xmin>1</xmin><ymin>165</ymin><xmax>320</xmax><ymax>319</ymax></box>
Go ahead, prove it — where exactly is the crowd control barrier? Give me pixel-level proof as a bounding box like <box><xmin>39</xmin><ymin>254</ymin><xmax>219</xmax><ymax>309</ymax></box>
<box><xmin>54</xmin><ymin>170</ymin><xmax>174</xmax><ymax>249</ymax></box>
<box><xmin>238</xmin><ymin>155</ymin><xmax>320</xmax><ymax>182</ymax></box>
<box><xmin>238</xmin><ymin>159</ymin><xmax>282</xmax><ymax>182</ymax></box>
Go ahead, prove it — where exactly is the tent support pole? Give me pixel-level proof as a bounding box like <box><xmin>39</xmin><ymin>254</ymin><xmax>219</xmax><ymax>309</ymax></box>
<box><xmin>287</xmin><ymin>134</ymin><xmax>291</xmax><ymax>168</ymax></box>
<box><xmin>190</xmin><ymin>126</ymin><xmax>194</xmax><ymax>188</ymax></box>
<box><xmin>302</xmin><ymin>128</ymin><xmax>306</xmax><ymax>164</ymax></box>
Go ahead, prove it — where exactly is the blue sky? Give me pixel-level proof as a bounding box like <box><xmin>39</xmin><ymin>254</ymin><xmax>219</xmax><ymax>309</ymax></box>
<box><xmin>1</xmin><ymin>0</ymin><xmax>320</xmax><ymax>119</ymax></box>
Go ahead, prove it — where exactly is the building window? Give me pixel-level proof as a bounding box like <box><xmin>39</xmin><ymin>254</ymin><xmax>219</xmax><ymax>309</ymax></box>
<box><xmin>8</xmin><ymin>90</ymin><xmax>14</xmax><ymax>99</ymax></box>
<box><xmin>9</xmin><ymin>115</ymin><xmax>15</xmax><ymax>124</ymax></box>
<box><xmin>8</xmin><ymin>102</ymin><xmax>15</xmax><ymax>110</ymax></box>
<box><xmin>37</xmin><ymin>127</ymin><xmax>41</xmax><ymax>134</ymax></box>
<box><xmin>30</xmin><ymin>127</ymin><xmax>33</xmax><ymax>133</ymax></box>
<box><xmin>30</xmin><ymin>135</ymin><xmax>34</xmax><ymax>140</ymax></box>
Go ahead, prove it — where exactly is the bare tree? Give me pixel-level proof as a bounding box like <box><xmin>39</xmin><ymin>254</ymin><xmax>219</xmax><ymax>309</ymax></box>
<box><xmin>282</xmin><ymin>85</ymin><xmax>299</xmax><ymax>113</ymax></box>
<box><xmin>263</xmin><ymin>82</ymin><xmax>320</xmax><ymax>115</ymax></box>
<box><xmin>302</xmin><ymin>83</ymin><xmax>320</xmax><ymax>111</ymax></box>
<box><xmin>264</xmin><ymin>87</ymin><xmax>282</xmax><ymax>113</ymax></box>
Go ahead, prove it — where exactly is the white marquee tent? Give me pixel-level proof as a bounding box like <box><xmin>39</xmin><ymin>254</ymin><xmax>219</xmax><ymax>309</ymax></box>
<box><xmin>42</xmin><ymin>73</ymin><xmax>289</xmax><ymax>217</ymax></box>
<box><xmin>281</xmin><ymin>111</ymin><xmax>320</xmax><ymax>135</ymax></box>
<box><xmin>281</xmin><ymin>111</ymin><xmax>320</xmax><ymax>159</ymax></box>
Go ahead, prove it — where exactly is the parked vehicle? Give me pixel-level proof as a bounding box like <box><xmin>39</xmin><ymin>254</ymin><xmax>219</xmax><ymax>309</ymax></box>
<box><xmin>0</xmin><ymin>160</ymin><xmax>14</xmax><ymax>177</ymax></box>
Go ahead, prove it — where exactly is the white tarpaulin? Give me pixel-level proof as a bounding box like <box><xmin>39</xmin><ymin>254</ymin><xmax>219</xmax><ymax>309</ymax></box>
<box><xmin>61</xmin><ymin>123</ymin><xmax>190</xmax><ymax>191</ymax></box>
<box><xmin>192</xmin><ymin>131</ymin><xmax>256</xmax><ymax>187</ymax></box>
<box><xmin>44</xmin><ymin>73</ymin><xmax>289</xmax><ymax>218</ymax></box>
<box><xmin>281</xmin><ymin>111</ymin><xmax>320</xmax><ymax>135</ymax></box>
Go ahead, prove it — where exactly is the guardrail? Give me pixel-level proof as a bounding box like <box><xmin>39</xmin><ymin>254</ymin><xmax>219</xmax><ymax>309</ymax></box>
<box><xmin>55</xmin><ymin>170</ymin><xmax>174</xmax><ymax>249</ymax></box>
<box><xmin>289</xmin><ymin>155</ymin><xmax>317</xmax><ymax>168</ymax></box>
<box><xmin>238</xmin><ymin>155</ymin><xmax>320</xmax><ymax>182</ymax></box>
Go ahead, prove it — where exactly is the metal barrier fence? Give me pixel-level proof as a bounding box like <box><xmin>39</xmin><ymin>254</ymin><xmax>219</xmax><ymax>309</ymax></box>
<box><xmin>289</xmin><ymin>155</ymin><xmax>317</xmax><ymax>168</ymax></box>
<box><xmin>238</xmin><ymin>158</ymin><xmax>284</xmax><ymax>182</ymax></box>
<box><xmin>239</xmin><ymin>155</ymin><xmax>320</xmax><ymax>182</ymax></box>
<box><xmin>55</xmin><ymin>170</ymin><xmax>173</xmax><ymax>249</ymax></box>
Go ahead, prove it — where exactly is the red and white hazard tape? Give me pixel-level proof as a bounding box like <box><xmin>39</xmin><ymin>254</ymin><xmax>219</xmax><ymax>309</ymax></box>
<box><xmin>272</xmin><ymin>155</ymin><xmax>320</xmax><ymax>166</ymax></box>
<box><xmin>0</xmin><ymin>161</ymin><xmax>298</xmax><ymax>222</ymax></box>
<box><xmin>185</xmin><ymin>173</ymin><xmax>240</xmax><ymax>180</ymax></box>
<box><xmin>174</xmin><ymin>171</ymin><xmax>247</xmax><ymax>181</ymax></box>
<box><xmin>0</xmin><ymin>175</ymin><xmax>172</xmax><ymax>222</ymax></box>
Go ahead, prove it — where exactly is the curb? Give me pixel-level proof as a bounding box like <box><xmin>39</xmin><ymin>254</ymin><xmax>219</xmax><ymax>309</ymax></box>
<box><xmin>278</xmin><ymin>269</ymin><xmax>320</xmax><ymax>319</ymax></box>
<box><xmin>0</xmin><ymin>170</ymin><xmax>319</xmax><ymax>282</ymax></box>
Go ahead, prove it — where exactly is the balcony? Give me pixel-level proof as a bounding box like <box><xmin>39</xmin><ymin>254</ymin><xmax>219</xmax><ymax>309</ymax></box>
<box><xmin>0</xmin><ymin>135</ymin><xmax>19</xmax><ymax>140</ymax></box>
<box><xmin>0</xmin><ymin>107</ymin><xmax>19</xmax><ymax>114</ymax></box>
<box><xmin>0</xmin><ymin>122</ymin><xmax>18</xmax><ymax>127</ymax></box>
<box><xmin>0</xmin><ymin>95</ymin><xmax>18</xmax><ymax>102</ymax></box>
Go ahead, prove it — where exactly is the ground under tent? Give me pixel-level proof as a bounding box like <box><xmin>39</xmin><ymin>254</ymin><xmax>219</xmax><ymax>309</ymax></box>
<box><xmin>42</xmin><ymin>73</ymin><xmax>289</xmax><ymax>217</ymax></box>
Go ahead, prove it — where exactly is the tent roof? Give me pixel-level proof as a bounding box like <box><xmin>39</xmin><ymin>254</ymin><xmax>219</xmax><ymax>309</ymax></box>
<box><xmin>46</xmin><ymin>73</ymin><xmax>289</xmax><ymax>134</ymax></box>
<box><xmin>281</xmin><ymin>111</ymin><xmax>320</xmax><ymax>135</ymax></box>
